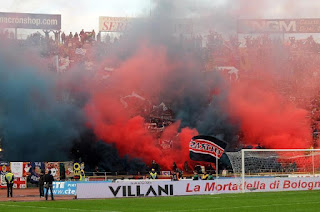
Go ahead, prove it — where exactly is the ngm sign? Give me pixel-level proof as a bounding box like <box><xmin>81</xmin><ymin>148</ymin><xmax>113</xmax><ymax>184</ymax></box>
<box><xmin>238</xmin><ymin>19</ymin><xmax>320</xmax><ymax>33</ymax></box>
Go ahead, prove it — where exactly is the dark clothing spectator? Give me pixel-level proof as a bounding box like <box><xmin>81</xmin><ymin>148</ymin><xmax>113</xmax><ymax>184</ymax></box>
<box><xmin>172</xmin><ymin>162</ymin><xmax>177</xmax><ymax>172</ymax></box>
<box><xmin>183</xmin><ymin>161</ymin><xmax>191</xmax><ymax>173</ymax></box>
<box><xmin>97</xmin><ymin>32</ymin><xmax>101</xmax><ymax>42</ymax></box>
<box><xmin>171</xmin><ymin>171</ymin><xmax>179</xmax><ymax>181</ymax></box>
<box><xmin>61</xmin><ymin>32</ymin><xmax>66</xmax><ymax>44</ymax></box>
<box><xmin>206</xmin><ymin>164</ymin><xmax>215</xmax><ymax>174</ymax></box>
<box><xmin>151</xmin><ymin>160</ymin><xmax>160</xmax><ymax>173</ymax></box>
<box><xmin>74</xmin><ymin>32</ymin><xmax>79</xmax><ymax>42</ymax></box>
<box><xmin>194</xmin><ymin>165</ymin><xmax>202</xmax><ymax>174</ymax></box>
<box><xmin>80</xmin><ymin>29</ymin><xmax>85</xmax><ymax>44</ymax></box>
<box><xmin>44</xmin><ymin>171</ymin><xmax>54</xmax><ymax>200</ymax></box>
<box><xmin>92</xmin><ymin>30</ymin><xmax>96</xmax><ymax>41</ymax></box>
<box><xmin>39</xmin><ymin>173</ymin><xmax>45</xmax><ymax>197</ymax></box>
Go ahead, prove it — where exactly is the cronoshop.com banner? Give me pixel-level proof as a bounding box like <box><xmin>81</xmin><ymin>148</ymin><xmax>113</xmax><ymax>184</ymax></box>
<box><xmin>77</xmin><ymin>177</ymin><xmax>320</xmax><ymax>199</ymax></box>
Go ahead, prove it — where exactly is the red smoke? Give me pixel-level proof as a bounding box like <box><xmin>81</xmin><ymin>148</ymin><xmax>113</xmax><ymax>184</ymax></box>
<box><xmin>85</xmin><ymin>39</ymin><xmax>315</xmax><ymax>170</ymax></box>
<box><xmin>228</xmin><ymin>79</ymin><xmax>312</xmax><ymax>149</ymax></box>
<box><xmin>85</xmin><ymin>43</ymin><xmax>198</xmax><ymax>169</ymax></box>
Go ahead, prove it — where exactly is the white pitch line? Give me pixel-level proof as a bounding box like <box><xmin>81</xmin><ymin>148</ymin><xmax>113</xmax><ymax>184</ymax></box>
<box><xmin>0</xmin><ymin>203</ymin><xmax>120</xmax><ymax>212</ymax></box>
<box><xmin>157</xmin><ymin>200</ymin><xmax>320</xmax><ymax>212</ymax></box>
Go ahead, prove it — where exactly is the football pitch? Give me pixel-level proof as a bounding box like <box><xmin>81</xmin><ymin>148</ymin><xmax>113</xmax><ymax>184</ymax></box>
<box><xmin>1</xmin><ymin>190</ymin><xmax>320</xmax><ymax>212</ymax></box>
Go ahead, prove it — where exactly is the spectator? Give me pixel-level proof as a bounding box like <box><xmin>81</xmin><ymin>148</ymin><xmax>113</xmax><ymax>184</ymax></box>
<box><xmin>79</xmin><ymin>170</ymin><xmax>85</xmax><ymax>181</ymax></box>
<box><xmin>171</xmin><ymin>170</ymin><xmax>180</xmax><ymax>181</ymax></box>
<box><xmin>149</xmin><ymin>168</ymin><xmax>157</xmax><ymax>179</ymax></box>
<box><xmin>193</xmin><ymin>171</ymin><xmax>199</xmax><ymax>180</ymax></box>
<box><xmin>97</xmin><ymin>32</ymin><xmax>101</xmax><ymax>42</ymax></box>
<box><xmin>206</xmin><ymin>164</ymin><xmax>215</xmax><ymax>174</ymax></box>
<box><xmin>80</xmin><ymin>29</ymin><xmax>85</xmax><ymax>44</ymax></box>
<box><xmin>183</xmin><ymin>161</ymin><xmax>191</xmax><ymax>173</ymax></box>
<box><xmin>74</xmin><ymin>32</ymin><xmax>79</xmax><ymax>42</ymax></box>
<box><xmin>61</xmin><ymin>32</ymin><xmax>66</xmax><ymax>44</ymax></box>
<box><xmin>5</xmin><ymin>171</ymin><xmax>14</xmax><ymax>198</ymax></box>
<box><xmin>207</xmin><ymin>172</ymin><xmax>214</xmax><ymax>180</ymax></box>
<box><xmin>201</xmin><ymin>171</ymin><xmax>209</xmax><ymax>180</ymax></box>
<box><xmin>194</xmin><ymin>164</ymin><xmax>202</xmax><ymax>174</ymax></box>
<box><xmin>39</xmin><ymin>171</ymin><xmax>45</xmax><ymax>198</ymax></box>
<box><xmin>92</xmin><ymin>30</ymin><xmax>96</xmax><ymax>41</ymax></box>
<box><xmin>105</xmin><ymin>33</ymin><xmax>111</xmax><ymax>43</ymax></box>
<box><xmin>151</xmin><ymin>160</ymin><xmax>160</xmax><ymax>173</ymax></box>
<box><xmin>44</xmin><ymin>170</ymin><xmax>54</xmax><ymax>200</ymax></box>
<box><xmin>172</xmin><ymin>162</ymin><xmax>177</xmax><ymax>172</ymax></box>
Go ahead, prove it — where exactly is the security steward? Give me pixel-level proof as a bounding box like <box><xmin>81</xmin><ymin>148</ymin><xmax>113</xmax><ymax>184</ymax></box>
<box><xmin>201</xmin><ymin>171</ymin><xmax>209</xmax><ymax>180</ymax></box>
<box><xmin>149</xmin><ymin>168</ymin><xmax>157</xmax><ymax>179</ymax></box>
<box><xmin>79</xmin><ymin>170</ymin><xmax>86</xmax><ymax>181</ymax></box>
<box><xmin>5</xmin><ymin>171</ymin><xmax>14</xmax><ymax>198</ymax></box>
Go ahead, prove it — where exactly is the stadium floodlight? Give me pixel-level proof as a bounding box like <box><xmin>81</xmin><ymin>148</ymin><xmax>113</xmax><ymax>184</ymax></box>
<box><xmin>226</xmin><ymin>149</ymin><xmax>320</xmax><ymax>193</ymax></box>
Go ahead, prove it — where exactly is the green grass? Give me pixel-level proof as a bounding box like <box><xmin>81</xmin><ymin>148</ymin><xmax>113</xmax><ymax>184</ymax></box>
<box><xmin>1</xmin><ymin>190</ymin><xmax>320</xmax><ymax>212</ymax></box>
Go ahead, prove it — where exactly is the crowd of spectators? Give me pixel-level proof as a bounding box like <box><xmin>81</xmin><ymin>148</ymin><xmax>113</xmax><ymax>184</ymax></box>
<box><xmin>3</xmin><ymin>27</ymin><xmax>320</xmax><ymax>174</ymax></box>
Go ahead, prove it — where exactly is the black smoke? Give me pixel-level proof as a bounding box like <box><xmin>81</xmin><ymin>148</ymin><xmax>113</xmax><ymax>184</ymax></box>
<box><xmin>69</xmin><ymin>130</ymin><xmax>147</xmax><ymax>174</ymax></box>
<box><xmin>0</xmin><ymin>41</ymin><xmax>86</xmax><ymax>161</ymax></box>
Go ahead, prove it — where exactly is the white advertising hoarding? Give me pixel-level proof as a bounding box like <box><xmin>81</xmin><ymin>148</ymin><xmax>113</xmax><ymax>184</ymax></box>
<box><xmin>77</xmin><ymin>177</ymin><xmax>320</xmax><ymax>199</ymax></box>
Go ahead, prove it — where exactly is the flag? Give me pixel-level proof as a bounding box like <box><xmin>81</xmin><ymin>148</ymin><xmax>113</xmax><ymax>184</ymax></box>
<box><xmin>45</xmin><ymin>162</ymin><xmax>60</xmax><ymax>181</ymax></box>
<box><xmin>10</xmin><ymin>162</ymin><xmax>23</xmax><ymax>178</ymax></box>
<box><xmin>189</xmin><ymin>135</ymin><xmax>227</xmax><ymax>162</ymax></box>
<box><xmin>29</xmin><ymin>162</ymin><xmax>45</xmax><ymax>184</ymax></box>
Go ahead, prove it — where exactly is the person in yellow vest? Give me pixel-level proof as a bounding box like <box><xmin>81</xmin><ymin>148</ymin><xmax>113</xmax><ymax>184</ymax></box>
<box><xmin>201</xmin><ymin>171</ymin><xmax>209</xmax><ymax>180</ymax></box>
<box><xmin>149</xmin><ymin>169</ymin><xmax>157</xmax><ymax>179</ymax></box>
<box><xmin>79</xmin><ymin>170</ymin><xmax>86</xmax><ymax>181</ymax></box>
<box><xmin>5</xmin><ymin>171</ymin><xmax>14</xmax><ymax>198</ymax></box>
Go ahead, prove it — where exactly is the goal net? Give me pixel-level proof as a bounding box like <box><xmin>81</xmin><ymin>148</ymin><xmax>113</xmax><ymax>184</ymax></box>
<box><xmin>226</xmin><ymin>149</ymin><xmax>320</xmax><ymax>192</ymax></box>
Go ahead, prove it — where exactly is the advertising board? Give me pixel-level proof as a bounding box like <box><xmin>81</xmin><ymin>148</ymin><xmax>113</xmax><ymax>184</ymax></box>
<box><xmin>0</xmin><ymin>12</ymin><xmax>61</xmax><ymax>30</ymax></box>
<box><xmin>51</xmin><ymin>181</ymin><xmax>112</xmax><ymax>195</ymax></box>
<box><xmin>77</xmin><ymin>177</ymin><xmax>320</xmax><ymax>199</ymax></box>
<box><xmin>238</xmin><ymin>19</ymin><xmax>320</xmax><ymax>33</ymax></box>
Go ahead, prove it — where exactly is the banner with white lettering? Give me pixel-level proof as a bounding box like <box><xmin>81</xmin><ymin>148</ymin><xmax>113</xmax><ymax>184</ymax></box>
<box><xmin>189</xmin><ymin>135</ymin><xmax>227</xmax><ymax>162</ymax></box>
<box><xmin>0</xmin><ymin>12</ymin><xmax>61</xmax><ymax>30</ymax></box>
<box><xmin>238</xmin><ymin>19</ymin><xmax>320</xmax><ymax>33</ymax></box>
<box><xmin>77</xmin><ymin>177</ymin><xmax>320</xmax><ymax>199</ymax></box>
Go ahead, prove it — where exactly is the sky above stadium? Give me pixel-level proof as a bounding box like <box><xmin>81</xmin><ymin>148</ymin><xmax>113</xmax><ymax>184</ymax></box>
<box><xmin>2</xmin><ymin>0</ymin><xmax>320</xmax><ymax>33</ymax></box>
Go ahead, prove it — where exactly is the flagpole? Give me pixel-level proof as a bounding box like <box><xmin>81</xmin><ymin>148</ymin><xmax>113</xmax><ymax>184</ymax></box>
<box><xmin>216</xmin><ymin>156</ymin><xmax>218</xmax><ymax>178</ymax></box>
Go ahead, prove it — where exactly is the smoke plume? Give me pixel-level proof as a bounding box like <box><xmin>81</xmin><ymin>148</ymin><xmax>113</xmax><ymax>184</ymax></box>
<box><xmin>0</xmin><ymin>41</ymin><xmax>86</xmax><ymax>161</ymax></box>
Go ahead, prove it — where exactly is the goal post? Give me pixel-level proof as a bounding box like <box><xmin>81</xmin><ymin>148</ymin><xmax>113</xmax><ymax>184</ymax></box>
<box><xmin>226</xmin><ymin>149</ymin><xmax>320</xmax><ymax>193</ymax></box>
